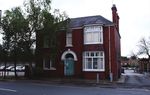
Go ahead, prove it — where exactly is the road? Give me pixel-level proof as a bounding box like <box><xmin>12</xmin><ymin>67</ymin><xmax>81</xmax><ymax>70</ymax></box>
<box><xmin>0</xmin><ymin>70</ymin><xmax>150</xmax><ymax>95</ymax></box>
<box><xmin>124</xmin><ymin>70</ymin><xmax>150</xmax><ymax>87</ymax></box>
<box><xmin>0</xmin><ymin>81</ymin><xmax>150</xmax><ymax>95</ymax></box>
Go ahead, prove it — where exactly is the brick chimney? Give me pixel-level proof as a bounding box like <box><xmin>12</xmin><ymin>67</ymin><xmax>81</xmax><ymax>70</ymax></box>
<box><xmin>111</xmin><ymin>4</ymin><xmax>119</xmax><ymax>31</ymax></box>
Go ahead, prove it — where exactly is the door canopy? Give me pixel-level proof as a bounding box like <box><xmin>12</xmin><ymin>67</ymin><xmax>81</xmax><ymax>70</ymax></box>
<box><xmin>61</xmin><ymin>49</ymin><xmax>78</xmax><ymax>61</ymax></box>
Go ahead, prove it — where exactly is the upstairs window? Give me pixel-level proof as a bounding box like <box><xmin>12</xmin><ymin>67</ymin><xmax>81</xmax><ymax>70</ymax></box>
<box><xmin>66</xmin><ymin>31</ymin><xmax>72</xmax><ymax>47</ymax></box>
<box><xmin>84</xmin><ymin>26</ymin><xmax>103</xmax><ymax>44</ymax></box>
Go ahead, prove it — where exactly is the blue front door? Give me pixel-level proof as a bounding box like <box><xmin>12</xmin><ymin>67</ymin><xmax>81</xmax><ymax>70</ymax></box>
<box><xmin>64</xmin><ymin>58</ymin><xmax>74</xmax><ymax>76</ymax></box>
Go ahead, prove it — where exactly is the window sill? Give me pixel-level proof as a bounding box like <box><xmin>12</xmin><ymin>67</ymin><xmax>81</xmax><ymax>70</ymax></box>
<box><xmin>83</xmin><ymin>69</ymin><xmax>105</xmax><ymax>72</ymax></box>
<box><xmin>84</xmin><ymin>42</ymin><xmax>103</xmax><ymax>45</ymax></box>
<box><xmin>66</xmin><ymin>44</ymin><xmax>73</xmax><ymax>47</ymax></box>
<box><xmin>43</xmin><ymin>67</ymin><xmax>56</xmax><ymax>70</ymax></box>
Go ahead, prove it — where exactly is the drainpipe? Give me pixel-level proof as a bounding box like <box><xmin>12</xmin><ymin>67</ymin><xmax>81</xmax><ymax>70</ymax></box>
<box><xmin>0</xmin><ymin>10</ymin><xmax>1</xmax><ymax>22</ymax></box>
<box><xmin>109</xmin><ymin>26</ymin><xmax>113</xmax><ymax>82</ymax></box>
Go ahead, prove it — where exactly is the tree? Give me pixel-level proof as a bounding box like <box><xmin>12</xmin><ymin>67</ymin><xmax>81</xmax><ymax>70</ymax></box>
<box><xmin>1</xmin><ymin>7</ymin><xmax>30</xmax><ymax>78</ymax></box>
<box><xmin>0</xmin><ymin>44</ymin><xmax>8</xmax><ymax>78</ymax></box>
<box><xmin>24</xmin><ymin>0</ymin><xmax>68</xmax><ymax>67</ymax></box>
<box><xmin>1</xmin><ymin>10</ymin><xmax>14</xmax><ymax>78</ymax></box>
<box><xmin>138</xmin><ymin>38</ymin><xmax>150</xmax><ymax>59</ymax></box>
<box><xmin>1</xmin><ymin>0</ymin><xmax>69</xmax><ymax>78</ymax></box>
<box><xmin>137</xmin><ymin>37</ymin><xmax>150</xmax><ymax>72</ymax></box>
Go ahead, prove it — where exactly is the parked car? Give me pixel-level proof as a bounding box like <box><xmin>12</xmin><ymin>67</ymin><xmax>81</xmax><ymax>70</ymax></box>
<box><xmin>11</xmin><ymin>65</ymin><xmax>25</xmax><ymax>71</ymax></box>
<box><xmin>6</xmin><ymin>66</ymin><xmax>14</xmax><ymax>71</ymax></box>
<box><xmin>16</xmin><ymin>66</ymin><xmax>25</xmax><ymax>71</ymax></box>
<box><xmin>0</xmin><ymin>66</ymin><xmax>6</xmax><ymax>71</ymax></box>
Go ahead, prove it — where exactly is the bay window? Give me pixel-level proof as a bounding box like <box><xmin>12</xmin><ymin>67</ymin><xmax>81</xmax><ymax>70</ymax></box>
<box><xmin>83</xmin><ymin>51</ymin><xmax>105</xmax><ymax>71</ymax></box>
<box><xmin>84</xmin><ymin>26</ymin><xmax>103</xmax><ymax>44</ymax></box>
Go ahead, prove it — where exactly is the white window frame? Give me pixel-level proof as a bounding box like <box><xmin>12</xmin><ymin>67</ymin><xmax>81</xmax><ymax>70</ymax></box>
<box><xmin>84</xmin><ymin>26</ymin><xmax>103</xmax><ymax>44</ymax></box>
<box><xmin>66</xmin><ymin>31</ymin><xmax>73</xmax><ymax>47</ymax></box>
<box><xmin>83</xmin><ymin>51</ymin><xmax>105</xmax><ymax>71</ymax></box>
<box><xmin>43</xmin><ymin>58</ymin><xmax>56</xmax><ymax>70</ymax></box>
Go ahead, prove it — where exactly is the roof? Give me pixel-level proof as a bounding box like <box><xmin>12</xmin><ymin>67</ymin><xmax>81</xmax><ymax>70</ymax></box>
<box><xmin>69</xmin><ymin>15</ymin><xmax>113</xmax><ymax>28</ymax></box>
<box><xmin>121</xmin><ymin>57</ymin><xmax>129</xmax><ymax>61</ymax></box>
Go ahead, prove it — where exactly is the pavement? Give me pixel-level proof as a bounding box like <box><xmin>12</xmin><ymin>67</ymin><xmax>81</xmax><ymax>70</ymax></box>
<box><xmin>29</xmin><ymin>74</ymin><xmax>134</xmax><ymax>88</ymax></box>
<box><xmin>144</xmin><ymin>72</ymin><xmax>150</xmax><ymax>78</ymax></box>
<box><xmin>117</xmin><ymin>74</ymin><xmax>126</xmax><ymax>84</ymax></box>
<box><xmin>0</xmin><ymin>75</ymin><xmax>127</xmax><ymax>87</ymax></box>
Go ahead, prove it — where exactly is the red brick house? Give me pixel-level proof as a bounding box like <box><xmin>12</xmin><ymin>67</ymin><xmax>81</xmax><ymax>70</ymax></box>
<box><xmin>121</xmin><ymin>57</ymin><xmax>129</xmax><ymax>67</ymax></box>
<box><xmin>36</xmin><ymin>5</ymin><xmax>121</xmax><ymax>81</ymax></box>
<box><xmin>138</xmin><ymin>58</ymin><xmax>150</xmax><ymax>73</ymax></box>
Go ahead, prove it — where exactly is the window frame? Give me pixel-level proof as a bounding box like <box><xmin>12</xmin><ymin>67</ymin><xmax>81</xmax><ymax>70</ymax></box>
<box><xmin>66</xmin><ymin>31</ymin><xmax>73</xmax><ymax>47</ymax></box>
<box><xmin>43</xmin><ymin>58</ymin><xmax>56</xmax><ymax>70</ymax></box>
<box><xmin>83</xmin><ymin>51</ymin><xmax>105</xmax><ymax>72</ymax></box>
<box><xmin>84</xmin><ymin>26</ymin><xmax>103</xmax><ymax>44</ymax></box>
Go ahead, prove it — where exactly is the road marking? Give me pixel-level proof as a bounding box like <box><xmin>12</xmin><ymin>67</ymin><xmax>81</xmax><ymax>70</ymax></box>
<box><xmin>0</xmin><ymin>88</ymin><xmax>17</xmax><ymax>92</ymax></box>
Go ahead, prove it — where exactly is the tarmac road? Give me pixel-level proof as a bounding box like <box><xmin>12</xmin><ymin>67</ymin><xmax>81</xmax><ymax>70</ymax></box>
<box><xmin>0</xmin><ymin>69</ymin><xmax>150</xmax><ymax>95</ymax></box>
<box><xmin>124</xmin><ymin>70</ymin><xmax>150</xmax><ymax>87</ymax></box>
<box><xmin>0</xmin><ymin>81</ymin><xmax>150</xmax><ymax>95</ymax></box>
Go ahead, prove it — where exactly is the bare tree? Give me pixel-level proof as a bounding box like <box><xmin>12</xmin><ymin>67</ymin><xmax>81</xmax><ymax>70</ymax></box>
<box><xmin>130</xmin><ymin>51</ymin><xmax>138</xmax><ymax>59</ymax></box>
<box><xmin>138</xmin><ymin>38</ymin><xmax>150</xmax><ymax>59</ymax></box>
<box><xmin>138</xmin><ymin>37</ymin><xmax>150</xmax><ymax>72</ymax></box>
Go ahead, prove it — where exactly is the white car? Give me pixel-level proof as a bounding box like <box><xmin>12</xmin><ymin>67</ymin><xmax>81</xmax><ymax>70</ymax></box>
<box><xmin>16</xmin><ymin>66</ymin><xmax>24</xmax><ymax>71</ymax></box>
<box><xmin>0</xmin><ymin>66</ymin><xmax>6</xmax><ymax>71</ymax></box>
<box><xmin>6</xmin><ymin>66</ymin><xmax>14</xmax><ymax>71</ymax></box>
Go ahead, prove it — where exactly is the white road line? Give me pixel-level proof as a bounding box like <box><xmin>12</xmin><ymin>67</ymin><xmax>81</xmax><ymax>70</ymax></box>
<box><xmin>0</xmin><ymin>88</ymin><xmax>17</xmax><ymax>92</ymax></box>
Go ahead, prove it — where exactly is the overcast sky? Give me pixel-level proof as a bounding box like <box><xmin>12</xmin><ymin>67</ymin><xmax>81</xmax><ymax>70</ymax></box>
<box><xmin>0</xmin><ymin>0</ymin><xmax>150</xmax><ymax>57</ymax></box>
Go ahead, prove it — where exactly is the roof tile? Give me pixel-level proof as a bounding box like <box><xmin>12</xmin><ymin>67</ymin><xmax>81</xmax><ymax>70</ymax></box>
<box><xmin>70</xmin><ymin>15</ymin><xmax>113</xmax><ymax>28</ymax></box>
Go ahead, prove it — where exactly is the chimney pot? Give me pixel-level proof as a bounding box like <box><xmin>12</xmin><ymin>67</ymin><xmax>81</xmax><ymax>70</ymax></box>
<box><xmin>112</xmin><ymin>4</ymin><xmax>117</xmax><ymax>11</ymax></box>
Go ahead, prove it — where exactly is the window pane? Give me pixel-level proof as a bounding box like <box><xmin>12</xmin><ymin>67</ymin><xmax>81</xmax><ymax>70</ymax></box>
<box><xmin>87</xmin><ymin>58</ymin><xmax>92</xmax><ymax>69</ymax></box>
<box><xmin>93</xmin><ymin>58</ymin><xmax>98</xmax><ymax>69</ymax></box>
<box><xmin>91</xmin><ymin>52</ymin><xmax>94</xmax><ymax>56</ymax></box>
<box><xmin>100</xmin><ymin>52</ymin><xmax>103</xmax><ymax>56</ymax></box>
<box><xmin>86</xmin><ymin>32</ymin><xmax>92</xmax><ymax>43</ymax></box>
<box><xmin>92</xmin><ymin>32</ymin><xmax>99</xmax><ymax>42</ymax></box>
<box><xmin>83</xmin><ymin>57</ymin><xmax>86</xmax><ymax>69</ymax></box>
<box><xmin>66</xmin><ymin>32</ymin><xmax>72</xmax><ymax>46</ymax></box>
<box><xmin>85</xmin><ymin>52</ymin><xmax>89</xmax><ymax>56</ymax></box>
<box><xmin>67</xmin><ymin>37</ymin><xmax>72</xmax><ymax>45</ymax></box>
<box><xmin>44</xmin><ymin>59</ymin><xmax>50</xmax><ymax>69</ymax></box>
<box><xmin>95</xmin><ymin>52</ymin><xmax>100</xmax><ymax>56</ymax></box>
<box><xmin>67</xmin><ymin>33</ymin><xmax>72</xmax><ymax>37</ymax></box>
<box><xmin>97</xmin><ymin>58</ymin><xmax>103</xmax><ymax>69</ymax></box>
<box><xmin>100</xmin><ymin>32</ymin><xmax>102</xmax><ymax>42</ymax></box>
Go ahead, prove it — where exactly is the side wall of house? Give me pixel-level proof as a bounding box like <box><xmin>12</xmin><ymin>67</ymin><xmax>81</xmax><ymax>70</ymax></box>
<box><xmin>109</xmin><ymin>26</ymin><xmax>121</xmax><ymax>80</ymax></box>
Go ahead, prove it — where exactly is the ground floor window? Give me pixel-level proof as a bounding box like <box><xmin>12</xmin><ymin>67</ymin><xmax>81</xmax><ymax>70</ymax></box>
<box><xmin>43</xmin><ymin>58</ymin><xmax>56</xmax><ymax>70</ymax></box>
<box><xmin>83</xmin><ymin>51</ymin><xmax>105</xmax><ymax>71</ymax></box>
